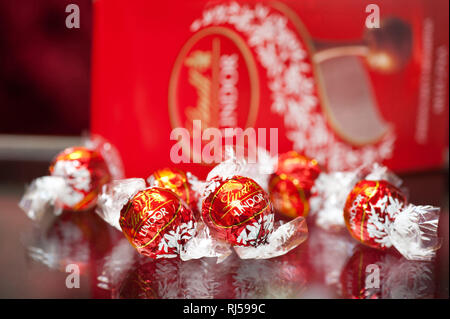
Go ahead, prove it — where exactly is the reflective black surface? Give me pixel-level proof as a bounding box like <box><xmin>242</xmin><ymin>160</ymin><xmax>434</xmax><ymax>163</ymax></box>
<box><xmin>0</xmin><ymin>169</ymin><xmax>448</xmax><ymax>298</ymax></box>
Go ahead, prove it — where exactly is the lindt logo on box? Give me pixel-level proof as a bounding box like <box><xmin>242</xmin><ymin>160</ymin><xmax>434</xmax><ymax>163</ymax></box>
<box><xmin>91</xmin><ymin>0</ymin><xmax>448</xmax><ymax>178</ymax></box>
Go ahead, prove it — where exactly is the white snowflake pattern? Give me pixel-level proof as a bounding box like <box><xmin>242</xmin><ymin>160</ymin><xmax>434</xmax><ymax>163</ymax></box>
<box><xmin>189</xmin><ymin>2</ymin><xmax>395</xmax><ymax>171</ymax></box>
<box><xmin>236</xmin><ymin>212</ymin><xmax>274</xmax><ymax>246</ymax></box>
<box><xmin>365</xmin><ymin>195</ymin><xmax>405</xmax><ymax>248</ymax></box>
<box><xmin>157</xmin><ymin>220</ymin><xmax>196</xmax><ymax>255</ymax></box>
<box><xmin>52</xmin><ymin>160</ymin><xmax>91</xmax><ymax>206</ymax></box>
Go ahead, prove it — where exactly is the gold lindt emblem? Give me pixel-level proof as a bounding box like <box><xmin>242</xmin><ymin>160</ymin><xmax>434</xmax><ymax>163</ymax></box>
<box><xmin>168</xmin><ymin>26</ymin><xmax>260</xmax><ymax>163</ymax></box>
<box><xmin>184</xmin><ymin>50</ymin><xmax>213</xmax><ymax>131</ymax></box>
<box><xmin>183</xmin><ymin>37</ymin><xmax>222</xmax><ymax>132</ymax></box>
<box><xmin>219</xmin><ymin>180</ymin><xmax>253</xmax><ymax>204</ymax></box>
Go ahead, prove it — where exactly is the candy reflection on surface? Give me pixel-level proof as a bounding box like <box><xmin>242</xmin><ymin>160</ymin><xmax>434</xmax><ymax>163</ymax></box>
<box><xmin>306</xmin><ymin>224</ymin><xmax>357</xmax><ymax>289</ymax></box>
<box><xmin>339</xmin><ymin>245</ymin><xmax>435</xmax><ymax>299</ymax></box>
<box><xmin>25</xmin><ymin>209</ymin><xmax>115</xmax><ymax>273</ymax></box>
<box><xmin>97</xmin><ymin>237</ymin><xmax>310</xmax><ymax>299</ymax></box>
<box><xmin>232</xmin><ymin>249</ymin><xmax>309</xmax><ymax>299</ymax></box>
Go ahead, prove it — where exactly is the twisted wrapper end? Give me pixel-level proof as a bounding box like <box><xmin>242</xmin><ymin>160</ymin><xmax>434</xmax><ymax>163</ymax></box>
<box><xmin>95</xmin><ymin>178</ymin><xmax>147</xmax><ymax>231</ymax></box>
<box><xmin>83</xmin><ymin>134</ymin><xmax>125</xmax><ymax>180</ymax></box>
<box><xmin>363</xmin><ymin>162</ymin><xmax>403</xmax><ymax>188</ymax></box>
<box><xmin>205</xmin><ymin>145</ymin><xmax>275</xmax><ymax>195</ymax></box>
<box><xmin>310</xmin><ymin>163</ymin><xmax>401</xmax><ymax>231</ymax></box>
<box><xmin>233</xmin><ymin>216</ymin><xmax>308</xmax><ymax>259</ymax></box>
<box><xmin>180</xmin><ymin>221</ymin><xmax>233</xmax><ymax>263</ymax></box>
<box><xmin>388</xmin><ymin>204</ymin><xmax>441</xmax><ymax>261</ymax></box>
<box><xmin>310</xmin><ymin>170</ymin><xmax>361</xmax><ymax>229</ymax></box>
<box><xmin>186</xmin><ymin>172</ymin><xmax>207</xmax><ymax>214</ymax></box>
<box><xmin>19</xmin><ymin>176</ymin><xmax>66</xmax><ymax>222</ymax></box>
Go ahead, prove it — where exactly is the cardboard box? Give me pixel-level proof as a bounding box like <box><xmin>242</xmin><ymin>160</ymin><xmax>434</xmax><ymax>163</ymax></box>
<box><xmin>91</xmin><ymin>0</ymin><xmax>449</xmax><ymax>179</ymax></box>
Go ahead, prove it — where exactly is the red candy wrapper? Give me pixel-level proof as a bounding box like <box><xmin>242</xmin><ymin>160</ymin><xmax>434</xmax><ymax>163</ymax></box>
<box><xmin>265</xmin><ymin>154</ymin><xmax>441</xmax><ymax>261</ymax></box>
<box><xmin>146</xmin><ymin>168</ymin><xmax>201</xmax><ymax>216</ymax></box>
<box><xmin>268</xmin><ymin>151</ymin><xmax>321</xmax><ymax>218</ymax></box>
<box><xmin>343</xmin><ymin>179</ymin><xmax>441</xmax><ymax>261</ymax></box>
<box><xmin>96</xmin><ymin>178</ymin><xmax>197</xmax><ymax>259</ymax></box>
<box><xmin>202</xmin><ymin>175</ymin><xmax>274</xmax><ymax>247</ymax></box>
<box><xmin>186</xmin><ymin>146</ymin><xmax>308</xmax><ymax>261</ymax></box>
<box><xmin>96</xmin><ymin>177</ymin><xmax>233</xmax><ymax>261</ymax></box>
<box><xmin>19</xmin><ymin>135</ymin><xmax>124</xmax><ymax>222</ymax></box>
<box><xmin>309</xmin><ymin>162</ymin><xmax>404</xmax><ymax>229</ymax></box>
<box><xmin>344</xmin><ymin>180</ymin><xmax>407</xmax><ymax>250</ymax></box>
<box><xmin>120</xmin><ymin>187</ymin><xmax>196</xmax><ymax>259</ymax></box>
<box><xmin>48</xmin><ymin>147</ymin><xmax>111</xmax><ymax>211</ymax></box>
<box><xmin>96</xmin><ymin>147</ymin><xmax>308</xmax><ymax>262</ymax></box>
<box><xmin>266</xmin><ymin>152</ymin><xmax>394</xmax><ymax>224</ymax></box>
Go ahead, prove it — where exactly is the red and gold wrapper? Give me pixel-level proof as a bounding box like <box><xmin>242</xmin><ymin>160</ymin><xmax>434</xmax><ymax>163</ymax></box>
<box><xmin>119</xmin><ymin>187</ymin><xmax>196</xmax><ymax>258</ymax></box>
<box><xmin>269</xmin><ymin>151</ymin><xmax>321</xmax><ymax>218</ymax></box>
<box><xmin>339</xmin><ymin>245</ymin><xmax>388</xmax><ymax>299</ymax></box>
<box><xmin>344</xmin><ymin>180</ymin><xmax>407</xmax><ymax>250</ymax></box>
<box><xmin>147</xmin><ymin>168</ymin><xmax>200</xmax><ymax>216</ymax></box>
<box><xmin>49</xmin><ymin>146</ymin><xmax>112</xmax><ymax>211</ymax></box>
<box><xmin>202</xmin><ymin>176</ymin><xmax>274</xmax><ymax>247</ymax></box>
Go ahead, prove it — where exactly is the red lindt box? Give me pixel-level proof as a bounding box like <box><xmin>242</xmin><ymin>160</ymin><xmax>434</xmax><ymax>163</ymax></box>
<box><xmin>91</xmin><ymin>0</ymin><xmax>449</xmax><ymax>179</ymax></box>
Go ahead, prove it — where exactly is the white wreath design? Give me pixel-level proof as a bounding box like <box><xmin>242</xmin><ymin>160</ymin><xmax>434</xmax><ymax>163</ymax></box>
<box><xmin>190</xmin><ymin>2</ymin><xmax>395</xmax><ymax>171</ymax></box>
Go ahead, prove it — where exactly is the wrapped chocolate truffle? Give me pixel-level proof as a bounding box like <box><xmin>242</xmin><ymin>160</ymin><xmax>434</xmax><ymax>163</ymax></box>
<box><xmin>266</xmin><ymin>151</ymin><xmax>398</xmax><ymax>226</ymax></box>
<box><xmin>19</xmin><ymin>135</ymin><xmax>124</xmax><ymax>222</ymax></box>
<box><xmin>343</xmin><ymin>179</ymin><xmax>441</xmax><ymax>261</ymax></box>
<box><xmin>188</xmin><ymin>146</ymin><xmax>309</xmax><ymax>260</ymax></box>
<box><xmin>202</xmin><ymin>175</ymin><xmax>274</xmax><ymax>247</ymax></box>
<box><xmin>96</xmin><ymin>147</ymin><xmax>308</xmax><ymax>262</ymax></box>
<box><xmin>309</xmin><ymin>162</ymin><xmax>403</xmax><ymax>230</ymax></box>
<box><xmin>96</xmin><ymin>179</ymin><xmax>197</xmax><ymax>259</ymax></box>
<box><xmin>267</xmin><ymin>153</ymin><xmax>441</xmax><ymax>261</ymax></box>
<box><xmin>268</xmin><ymin>151</ymin><xmax>321</xmax><ymax>218</ymax></box>
<box><xmin>146</xmin><ymin>168</ymin><xmax>201</xmax><ymax>215</ymax></box>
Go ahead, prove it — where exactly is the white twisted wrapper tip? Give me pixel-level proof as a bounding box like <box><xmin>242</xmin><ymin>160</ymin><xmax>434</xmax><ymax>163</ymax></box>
<box><xmin>19</xmin><ymin>176</ymin><xmax>67</xmax><ymax>222</ymax></box>
<box><xmin>310</xmin><ymin>170</ymin><xmax>360</xmax><ymax>230</ymax></box>
<box><xmin>310</xmin><ymin>163</ymin><xmax>401</xmax><ymax>230</ymax></box>
<box><xmin>364</xmin><ymin>163</ymin><xmax>402</xmax><ymax>188</ymax></box>
<box><xmin>234</xmin><ymin>216</ymin><xmax>308</xmax><ymax>259</ymax></box>
<box><xmin>205</xmin><ymin>145</ymin><xmax>275</xmax><ymax>195</ymax></box>
<box><xmin>388</xmin><ymin>204</ymin><xmax>441</xmax><ymax>261</ymax></box>
<box><xmin>95</xmin><ymin>178</ymin><xmax>147</xmax><ymax>231</ymax></box>
<box><xmin>180</xmin><ymin>221</ymin><xmax>233</xmax><ymax>263</ymax></box>
<box><xmin>19</xmin><ymin>134</ymin><xmax>124</xmax><ymax>222</ymax></box>
<box><xmin>83</xmin><ymin>134</ymin><xmax>125</xmax><ymax>180</ymax></box>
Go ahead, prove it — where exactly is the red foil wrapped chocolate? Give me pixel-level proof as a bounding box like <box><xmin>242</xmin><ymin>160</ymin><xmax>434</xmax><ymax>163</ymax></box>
<box><xmin>202</xmin><ymin>176</ymin><xmax>274</xmax><ymax>247</ymax></box>
<box><xmin>147</xmin><ymin>168</ymin><xmax>200</xmax><ymax>215</ymax></box>
<box><xmin>343</xmin><ymin>180</ymin><xmax>407</xmax><ymax>250</ymax></box>
<box><xmin>119</xmin><ymin>187</ymin><xmax>196</xmax><ymax>258</ymax></box>
<box><xmin>269</xmin><ymin>151</ymin><xmax>321</xmax><ymax>218</ymax></box>
<box><xmin>49</xmin><ymin>146</ymin><xmax>112</xmax><ymax>211</ymax></box>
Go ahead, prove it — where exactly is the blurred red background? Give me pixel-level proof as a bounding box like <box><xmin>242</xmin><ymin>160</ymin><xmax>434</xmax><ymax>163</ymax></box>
<box><xmin>0</xmin><ymin>0</ymin><xmax>92</xmax><ymax>136</ymax></box>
